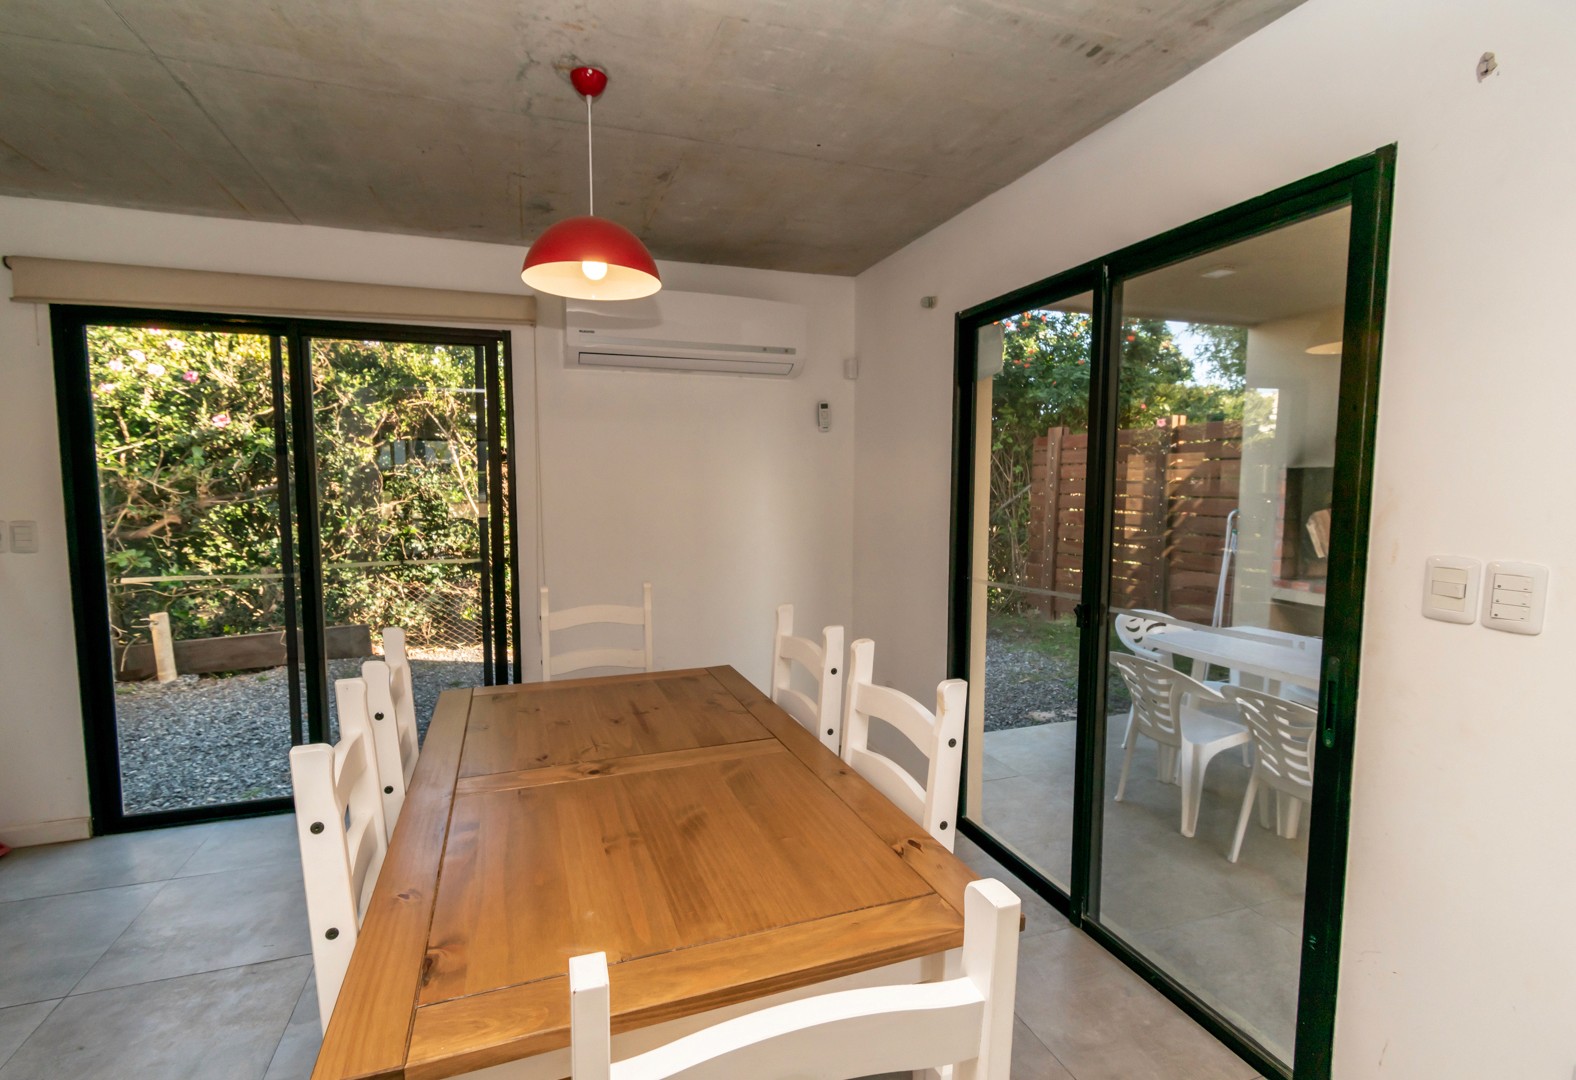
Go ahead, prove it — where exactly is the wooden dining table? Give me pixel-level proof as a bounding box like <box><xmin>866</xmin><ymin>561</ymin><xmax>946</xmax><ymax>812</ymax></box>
<box><xmin>311</xmin><ymin>666</ymin><xmax>981</xmax><ymax>1080</ymax></box>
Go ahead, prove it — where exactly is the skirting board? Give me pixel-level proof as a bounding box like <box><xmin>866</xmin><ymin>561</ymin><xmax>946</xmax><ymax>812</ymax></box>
<box><xmin>0</xmin><ymin>816</ymin><xmax>92</xmax><ymax>848</ymax></box>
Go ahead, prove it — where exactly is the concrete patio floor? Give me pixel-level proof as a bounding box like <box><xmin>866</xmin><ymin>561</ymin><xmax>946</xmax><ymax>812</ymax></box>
<box><xmin>979</xmin><ymin>717</ymin><xmax>1308</xmax><ymax>1065</ymax></box>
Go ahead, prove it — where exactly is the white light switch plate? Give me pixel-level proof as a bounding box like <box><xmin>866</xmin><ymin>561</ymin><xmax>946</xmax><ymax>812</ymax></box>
<box><xmin>1422</xmin><ymin>556</ymin><xmax>1479</xmax><ymax>623</ymax></box>
<box><xmin>1481</xmin><ymin>560</ymin><xmax>1547</xmax><ymax>635</ymax></box>
<box><xmin>8</xmin><ymin>520</ymin><xmax>37</xmax><ymax>554</ymax></box>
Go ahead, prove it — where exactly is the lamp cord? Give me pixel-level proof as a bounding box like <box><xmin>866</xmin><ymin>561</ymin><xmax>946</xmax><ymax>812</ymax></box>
<box><xmin>585</xmin><ymin>93</ymin><xmax>594</xmax><ymax>217</ymax></box>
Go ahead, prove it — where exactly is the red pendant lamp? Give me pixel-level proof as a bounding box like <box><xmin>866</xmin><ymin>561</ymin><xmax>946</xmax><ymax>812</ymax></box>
<box><xmin>521</xmin><ymin>66</ymin><xmax>661</xmax><ymax>301</ymax></box>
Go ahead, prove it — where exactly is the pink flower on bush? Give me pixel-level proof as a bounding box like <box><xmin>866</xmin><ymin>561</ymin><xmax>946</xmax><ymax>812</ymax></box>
<box><xmin>210</xmin><ymin>413</ymin><xmax>231</xmax><ymax>428</ymax></box>
<box><xmin>147</xmin><ymin>362</ymin><xmax>167</xmax><ymax>377</ymax></box>
<box><xmin>182</xmin><ymin>370</ymin><xmax>199</xmax><ymax>383</ymax></box>
<box><xmin>129</xmin><ymin>349</ymin><xmax>146</xmax><ymax>362</ymax></box>
<box><xmin>107</xmin><ymin>358</ymin><xmax>125</xmax><ymax>372</ymax></box>
<box><xmin>97</xmin><ymin>382</ymin><xmax>114</xmax><ymax>394</ymax></box>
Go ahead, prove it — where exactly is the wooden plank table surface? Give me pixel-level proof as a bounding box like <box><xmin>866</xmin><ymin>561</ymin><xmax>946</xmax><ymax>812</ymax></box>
<box><xmin>311</xmin><ymin>666</ymin><xmax>979</xmax><ymax>1080</ymax></box>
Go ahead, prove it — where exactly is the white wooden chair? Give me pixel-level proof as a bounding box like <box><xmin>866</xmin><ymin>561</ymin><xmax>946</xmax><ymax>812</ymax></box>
<box><xmin>770</xmin><ymin>604</ymin><xmax>845</xmax><ymax>752</ymax></box>
<box><xmin>360</xmin><ymin>659</ymin><xmax>418</xmax><ymax>838</ymax></box>
<box><xmin>379</xmin><ymin>626</ymin><xmax>420</xmax><ymax>738</ymax></box>
<box><xmin>1222</xmin><ymin>686</ymin><xmax>1317</xmax><ymax>863</ymax></box>
<box><xmin>569</xmin><ymin>878</ymin><xmax>1020</xmax><ymax>1080</ymax></box>
<box><xmin>1110</xmin><ymin>654</ymin><xmax>1248</xmax><ymax>839</ymax></box>
<box><xmin>841</xmin><ymin>638</ymin><xmax>966</xmax><ymax>850</ymax></box>
<box><xmin>540</xmin><ymin>582</ymin><xmax>654</xmax><ymax>681</ymax></box>
<box><xmin>289</xmin><ymin>677</ymin><xmax>390</xmax><ymax>1032</ymax></box>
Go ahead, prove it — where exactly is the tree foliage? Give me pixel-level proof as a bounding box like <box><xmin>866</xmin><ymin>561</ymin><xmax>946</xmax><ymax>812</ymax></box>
<box><xmin>986</xmin><ymin>311</ymin><xmax>1246</xmax><ymax>609</ymax></box>
<box><xmin>89</xmin><ymin>326</ymin><xmax>488</xmax><ymax>650</ymax></box>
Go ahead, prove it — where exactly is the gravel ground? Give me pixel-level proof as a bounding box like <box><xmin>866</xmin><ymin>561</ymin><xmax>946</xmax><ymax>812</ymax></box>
<box><xmin>983</xmin><ymin>631</ymin><xmax>1079</xmax><ymax>731</ymax></box>
<box><xmin>114</xmin><ymin>652</ymin><xmax>484</xmax><ymax>815</ymax></box>
<box><xmin>983</xmin><ymin>629</ymin><xmax>1133</xmax><ymax>732</ymax></box>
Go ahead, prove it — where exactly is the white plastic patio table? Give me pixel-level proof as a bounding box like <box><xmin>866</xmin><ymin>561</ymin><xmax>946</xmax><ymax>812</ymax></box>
<box><xmin>1149</xmin><ymin>626</ymin><xmax>1322</xmax><ymax>691</ymax></box>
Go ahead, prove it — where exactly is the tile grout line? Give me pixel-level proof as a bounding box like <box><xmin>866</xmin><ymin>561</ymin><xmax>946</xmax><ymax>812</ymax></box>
<box><xmin>0</xmin><ymin>998</ymin><xmax>65</xmax><ymax>1072</ymax></box>
<box><xmin>262</xmin><ymin>959</ymin><xmax>318</xmax><ymax>1078</ymax></box>
<box><xmin>56</xmin><ymin>874</ymin><xmax>175</xmax><ymax>1000</ymax></box>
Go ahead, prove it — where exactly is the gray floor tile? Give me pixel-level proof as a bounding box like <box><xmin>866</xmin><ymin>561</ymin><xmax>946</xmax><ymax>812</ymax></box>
<box><xmin>0</xmin><ymin>883</ymin><xmax>163</xmax><ymax>1008</ymax></box>
<box><xmin>0</xmin><ymin>1001</ymin><xmax>58</xmax><ymax>1070</ymax></box>
<box><xmin>1013</xmin><ymin>930</ymin><xmax>1258</xmax><ymax>1080</ymax></box>
<box><xmin>175</xmin><ymin>814</ymin><xmax>300</xmax><ymax>878</ymax></box>
<box><xmin>1011</xmin><ymin>1015</ymin><xmax>1073</xmax><ymax>1079</ymax></box>
<box><xmin>73</xmin><ymin>862</ymin><xmax>309</xmax><ymax>994</ymax></box>
<box><xmin>263</xmin><ymin>969</ymin><xmax>321</xmax><ymax>1080</ymax></box>
<box><xmin>0</xmin><ymin>956</ymin><xmax>309</xmax><ymax>1080</ymax></box>
<box><xmin>1135</xmin><ymin>907</ymin><xmax>1300</xmax><ymax>1063</ymax></box>
<box><xmin>0</xmin><ymin>826</ymin><xmax>208</xmax><ymax>902</ymax></box>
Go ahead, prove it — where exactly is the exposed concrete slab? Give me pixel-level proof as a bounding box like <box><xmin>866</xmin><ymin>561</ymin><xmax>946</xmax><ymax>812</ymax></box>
<box><xmin>0</xmin><ymin>0</ymin><xmax>1306</xmax><ymax>273</ymax></box>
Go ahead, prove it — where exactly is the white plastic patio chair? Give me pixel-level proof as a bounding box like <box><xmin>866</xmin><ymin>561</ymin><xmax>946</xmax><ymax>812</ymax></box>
<box><xmin>360</xmin><ymin>659</ymin><xmax>418</xmax><ymax>838</ymax></box>
<box><xmin>770</xmin><ymin>603</ymin><xmax>845</xmax><ymax>752</ymax></box>
<box><xmin>289</xmin><ymin>678</ymin><xmax>390</xmax><ymax>1032</ymax></box>
<box><xmin>540</xmin><ymin>582</ymin><xmax>654</xmax><ymax>681</ymax></box>
<box><xmin>569</xmin><ymin>878</ymin><xmax>1021</xmax><ymax>1080</ymax></box>
<box><xmin>841</xmin><ymin>638</ymin><xmax>966</xmax><ymax>850</ymax></box>
<box><xmin>1110</xmin><ymin>653</ymin><xmax>1248</xmax><ymax>838</ymax></box>
<box><xmin>1222</xmin><ymin>686</ymin><xmax>1317</xmax><ymax>863</ymax></box>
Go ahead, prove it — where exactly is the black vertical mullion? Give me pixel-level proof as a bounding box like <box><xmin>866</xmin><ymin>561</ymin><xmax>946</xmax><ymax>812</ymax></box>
<box><xmin>500</xmin><ymin>333</ymin><xmax>523</xmax><ymax>683</ymax></box>
<box><xmin>1293</xmin><ymin>145</ymin><xmax>1395</xmax><ymax>1080</ymax></box>
<box><xmin>474</xmin><ymin>344</ymin><xmax>495</xmax><ymax>685</ymax></box>
<box><xmin>51</xmin><ymin>308</ymin><xmax>123</xmax><ymax>832</ymax></box>
<box><xmin>1071</xmin><ymin>265</ymin><xmax>1122</xmax><ymax>923</ymax></box>
<box><xmin>286</xmin><ymin>326</ymin><xmax>329</xmax><ymax>742</ymax></box>
<box><xmin>483</xmin><ymin>340</ymin><xmax>510</xmax><ymax>685</ymax></box>
<box><xmin>267</xmin><ymin>334</ymin><xmax>304</xmax><ymax>747</ymax></box>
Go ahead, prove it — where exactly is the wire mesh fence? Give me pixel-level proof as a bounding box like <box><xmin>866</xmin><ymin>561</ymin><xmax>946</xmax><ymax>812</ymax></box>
<box><xmin>110</xmin><ymin>559</ymin><xmax>485</xmax><ymax>679</ymax></box>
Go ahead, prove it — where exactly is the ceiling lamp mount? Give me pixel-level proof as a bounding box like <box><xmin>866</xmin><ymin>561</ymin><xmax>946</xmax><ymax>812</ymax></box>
<box><xmin>520</xmin><ymin>66</ymin><xmax>661</xmax><ymax>301</ymax></box>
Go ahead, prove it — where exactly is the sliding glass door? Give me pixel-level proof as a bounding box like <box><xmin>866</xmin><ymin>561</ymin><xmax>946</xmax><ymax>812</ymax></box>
<box><xmin>953</xmin><ymin>149</ymin><xmax>1394</xmax><ymax>1079</ymax></box>
<box><xmin>54</xmin><ymin>310</ymin><xmax>518</xmax><ymax>832</ymax></box>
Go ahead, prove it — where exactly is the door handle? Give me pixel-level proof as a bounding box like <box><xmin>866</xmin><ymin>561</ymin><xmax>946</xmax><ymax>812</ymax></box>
<box><xmin>1320</xmin><ymin>656</ymin><xmax>1341</xmax><ymax>750</ymax></box>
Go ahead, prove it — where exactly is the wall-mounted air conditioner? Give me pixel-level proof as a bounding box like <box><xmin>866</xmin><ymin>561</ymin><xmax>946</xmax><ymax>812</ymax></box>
<box><xmin>563</xmin><ymin>290</ymin><xmax>807</xmax><ymax>378</ymax></box>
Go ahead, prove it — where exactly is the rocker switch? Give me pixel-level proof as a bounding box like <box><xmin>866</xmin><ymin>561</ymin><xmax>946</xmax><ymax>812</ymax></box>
<box><xmin>1422</xmin><ymin>557</ymin><xmax>1478</xmax><ymax>624</ymax></box>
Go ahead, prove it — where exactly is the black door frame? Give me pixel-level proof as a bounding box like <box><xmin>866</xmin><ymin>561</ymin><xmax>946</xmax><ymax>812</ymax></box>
<box><xmin>52</xmin><ymin>306</ymin><xmax>520</xmax><ymax>834</ymax></box>
<box><xmin>948</xmin><ymin>146</ymin><xmax>1395</xmax><ymax>1079</ymax></box>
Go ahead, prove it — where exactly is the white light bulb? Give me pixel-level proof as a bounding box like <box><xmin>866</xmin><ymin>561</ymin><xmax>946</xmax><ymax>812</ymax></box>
<box><xmin>581</xmin><ymin>260</ymin><xmax>609</xmax><ymax>281</ymax></box>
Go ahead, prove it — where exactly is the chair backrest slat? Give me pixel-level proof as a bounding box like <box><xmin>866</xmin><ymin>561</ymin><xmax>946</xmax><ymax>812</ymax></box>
<box><xmin>1224</xmin><ymin>686</ymin><xmax>1317</xmax><ymax>793</ymax></box>
<box><xmin>570</xmin><ymin>878</ymin><xmax>1020</xmax><ymax>1080</ymax></box>
<box><xmin>840</xmin><ymin>638</ymin><xmax>965</xmax><ymax>850</ymax></box>
<box><xmin>378</xmin><ymin>628</ymin><xmax>421</xmax><ymax>780</ymax></box>
<box><xmin>1110</xmin><ymin>653</ymin><xmax>1224</xmax><ymax>747</ymax></box>
<box><xmin>292</xmin><ymin>678</ymin><xmax>391</xmax><ymax>1032</ymax></box>
<box><xmin>769</xmin><ymin>604</ymin><xmax>845</xmax><ymax>751</ymax></box>
<box><xmin>541</xmin><ymin>583</ymin><xmax>654</xmax><ymax>681</ymax></box>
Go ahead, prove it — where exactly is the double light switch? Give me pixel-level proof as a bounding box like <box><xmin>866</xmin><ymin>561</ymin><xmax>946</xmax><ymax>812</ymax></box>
<box><xmin>1423</xmin><ymin>556</ymin><xmax>1548</xmax><ymax>634</ymax></box>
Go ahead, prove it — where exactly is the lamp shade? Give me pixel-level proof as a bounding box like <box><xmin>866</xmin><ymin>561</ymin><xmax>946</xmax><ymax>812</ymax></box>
<box><xmin>520</xmin><ymin>215</ymin><xmax>661</xmax><ymax>301</ymax></box>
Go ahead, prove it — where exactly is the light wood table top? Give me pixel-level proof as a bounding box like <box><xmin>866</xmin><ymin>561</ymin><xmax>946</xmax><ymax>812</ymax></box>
<box><xmin>311</xmin><ymin>666</ymin><xmax>978</xmax><ymax>1080</ymax></box>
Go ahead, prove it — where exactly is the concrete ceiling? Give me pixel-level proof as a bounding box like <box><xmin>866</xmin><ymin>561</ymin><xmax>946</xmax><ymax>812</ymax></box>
<box><xmin>0</xmin><ymin>0</ymin><xmax>1305</xmax><ymax>276</ymax></box>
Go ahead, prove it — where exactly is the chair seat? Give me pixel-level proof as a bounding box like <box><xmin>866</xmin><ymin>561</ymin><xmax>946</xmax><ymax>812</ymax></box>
<box><xmin>1178</xmin><ymin>705</ymin><xmax>1248</xmax><ymax>749</ymax></box>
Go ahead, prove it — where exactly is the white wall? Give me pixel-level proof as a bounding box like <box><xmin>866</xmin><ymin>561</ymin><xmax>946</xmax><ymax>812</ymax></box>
<box><xmin>853</xmin><ymin>0</ymin><xmax>1576</xmax><ymax>1076</ymax></box>
<box><xmin>0</xmin><ymin>197</ymin><xmax>854</xmax><ymax>845</ymax></box>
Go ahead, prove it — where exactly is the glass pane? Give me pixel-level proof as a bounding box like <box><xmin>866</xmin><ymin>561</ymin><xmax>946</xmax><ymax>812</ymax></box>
<box><xmin>89</xmin><ymin>326</ymin><xmax>294</xmax><ymax>814</ymax></box>
<box><xmin>969</xmin><ymin>291</ymin><xmax>1093</xmax><ymax>891</ymax></box>
<box><xmin>1097</xmin><ymin>207</ymin><xmax>1350</xmax><ymax>1066</ymax></box>
<box><xmin>310</xmin><ymin>339</ymin><xmax>489</xmax><ymax>742</ymax></box>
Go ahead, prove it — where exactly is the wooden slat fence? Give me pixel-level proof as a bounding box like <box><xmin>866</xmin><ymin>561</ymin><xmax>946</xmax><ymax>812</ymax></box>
<box><xmin>1023</xmin><ymin>419</ymin><xmax>1241</xmax><ymax>623</ymax></box>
